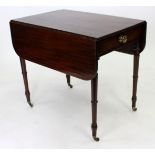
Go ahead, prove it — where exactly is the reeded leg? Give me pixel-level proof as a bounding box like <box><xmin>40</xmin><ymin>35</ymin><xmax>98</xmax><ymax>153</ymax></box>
<box><xmin>66</xmin><ymin>74</ymin><xmax>73</xmax><ymax>88</ymax></box>
<box><xmin>20</xmin><ymin>57</ymin><xmax>33</xmax><ymax>107</ymax></box>
<box><xmin>132</xmin><ymin>47</ymin><xmax>140</xmax><ymax>111</ymax></box>
<box><xmin>91</xmin><ymin>74</ymin><xmax>99</xmax><ymax>141</ymax></box>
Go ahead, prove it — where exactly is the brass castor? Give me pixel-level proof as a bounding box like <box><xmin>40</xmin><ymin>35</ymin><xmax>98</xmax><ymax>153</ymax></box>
<box><xmin>93</xmin><ymin>136</ymin><xmax>100</xmax><ymax>142</ymax></box>
<box><xmin>28</xmin><ymin>101</ymin><xmax>33</xmax><ymax>107</ymax></box>
<box><xmin>66</xmin><ymin>74</ymin><xmax>73</xmax><ymax>88</ymax></box>
<box><xmin>132</xmin><ymin>107</ymin><xmax>137</xmax><ymax>111</ymax></box>
<box><xmin>67</xmin><ymin>83</ymin><xmax>73</xmax><ymax>88</ymax></box>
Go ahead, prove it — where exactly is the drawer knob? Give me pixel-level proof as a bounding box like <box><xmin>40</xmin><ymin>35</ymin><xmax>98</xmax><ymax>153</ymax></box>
<box><xmin>118</xmin><ymin>35</ymin><xmax>127</xmax><ymax>44</ymax></box>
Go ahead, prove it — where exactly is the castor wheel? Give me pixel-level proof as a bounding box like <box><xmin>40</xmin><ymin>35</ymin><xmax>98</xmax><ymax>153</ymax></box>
<box><xmin>28</xmin><ymin>101</ymin><xmax>33</xmax><ymax>107</ymax></box>
<box><xmin>132</xmin><ymin>107</ymin><xmax>137</xmax><ymax>111</ymax></box>
<box><xmin>67</xmin><ymin>83</ymin><xmax>73</xmax><ymax>88</ymax></box>
<box><xmin>93</xmin><ymin>136</ymin><xmax>100</xmax><ymax>142</ymax></box>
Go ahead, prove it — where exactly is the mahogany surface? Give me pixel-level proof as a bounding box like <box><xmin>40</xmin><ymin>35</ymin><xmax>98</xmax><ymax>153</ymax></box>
<box><xmin>10</xmin><ymin>10</ymin><xmax>146</xmax><ymax>80</ymax></box>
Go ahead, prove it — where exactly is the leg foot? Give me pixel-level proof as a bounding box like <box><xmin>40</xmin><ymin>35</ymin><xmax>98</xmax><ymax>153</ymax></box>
<box><xmin>66</xmin><ymin>74</ymin><xmax>73</xmax><ymax>88</ymax></box>
<box><xmin>93</xmin><ymin>136</ymin><xmax>100</xmax><ymax>141</ymax></box>
<box><xmin>25</xmin><ymin>90</ymin><xmax>33</xmax><ymax>107</ymax></box>
<box><xmin>132</xmin><ymin>107</ymin><xmax>137</xmax><ymax>111</ymax></box>
<box><xmin>132</xmin><ymin>97</ymin><xmax>137</xmax><ymax>111</ymax></box>
<box><xmin>91</xmin><ymin>124</ymin><xmax>100</xmax><ymax>142</ymax></box>
<box><xmin>68</xmin><ymin>83</ymin><xmax>73</xmax><ymax>88</ymax></box>
<box><xmin>28</xmin><ymin>101</ymin><xmax>33</xmax><ymax>107</ymax></box>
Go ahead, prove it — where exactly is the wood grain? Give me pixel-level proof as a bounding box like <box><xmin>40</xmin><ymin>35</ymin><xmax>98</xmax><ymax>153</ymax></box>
<box><xmin>10</xmin><ymin>21</ymin><xmax>97</xmax><ymax>80</ymax></box>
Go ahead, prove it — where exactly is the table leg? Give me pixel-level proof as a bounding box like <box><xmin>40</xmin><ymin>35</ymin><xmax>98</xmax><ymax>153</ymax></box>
<box><xmin>20</xmin><ymin>57</ymin><xmax>33</xmax><ymax>107</ymax></box>
<box><xmin>132</xmin><ymin>48</ymin><xmax>140</xmax><ymax>111</ymax></box>
<box><xmin>66</xmin><ymin>74</ymin><xmax>73</xmax><ymax>88</ymax></box>
<box><xmin>91</xmin><ymin>74</ymin><xmax>99</xmax><ymax>141</ymax></box>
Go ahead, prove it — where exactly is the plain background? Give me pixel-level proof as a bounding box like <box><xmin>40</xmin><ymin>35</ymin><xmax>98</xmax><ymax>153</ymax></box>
<box><xmin>0</xmin><ymin>6</ymin><xmax>155</xmax><ymax>148</ymax></box>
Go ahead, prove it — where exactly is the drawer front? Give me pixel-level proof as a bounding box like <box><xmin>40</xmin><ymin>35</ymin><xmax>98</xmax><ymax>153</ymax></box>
<box><xmin>10</xmin><ymin>21</ymin><xmax>97</xmax><ymax>80</ymax></box>
<box><xmin>98</xmin><ymin>25</ymin><xmax>144</xmax><ymax>56</ymax></box>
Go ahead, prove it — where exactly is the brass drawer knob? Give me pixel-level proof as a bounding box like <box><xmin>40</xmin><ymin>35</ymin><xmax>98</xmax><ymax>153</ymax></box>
<box><xmin>118</xmin><ymin>35</ymin><xmax>127</xmax><ymax>44</ymax></box>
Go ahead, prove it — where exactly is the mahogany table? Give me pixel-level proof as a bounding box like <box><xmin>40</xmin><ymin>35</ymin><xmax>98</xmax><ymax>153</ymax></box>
<box><xmin>10</xmin><ymin>10</ymin><xmax>147</xmax><ymax>141</ymax></box>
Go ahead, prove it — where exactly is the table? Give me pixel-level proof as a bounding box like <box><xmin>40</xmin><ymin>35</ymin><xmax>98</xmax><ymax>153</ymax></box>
<box><xmin>10</xmin><ymin>10</ymin><xmax>147</xmax><ymax>141</ymax></box>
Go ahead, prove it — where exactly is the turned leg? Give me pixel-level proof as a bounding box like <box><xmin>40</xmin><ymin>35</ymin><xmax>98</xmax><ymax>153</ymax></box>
<box><xmin>20</xmin><ymin>57</ymin><xmax>33</xmax><ymax>107</ymax></box>
<box><xmin>66</xmin><ymin>74</ymin><xmax>73</xmax><ymax>88</ymax></box>
<box><xmin>132</xmin><ymin>46</ymin><xmax>140</xmax><ymax>111</ymax></box>
<box><xmin>91</xmin><ymin>74</ymin><xmax>99</xmax><ymax>141</ymax></box>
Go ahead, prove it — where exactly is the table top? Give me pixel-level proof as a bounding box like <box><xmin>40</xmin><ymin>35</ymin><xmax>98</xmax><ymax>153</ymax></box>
<box><xmin>13</xmin><ymin>9</ymin><xmax>145</xmax><ymax>39</ymax></box>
